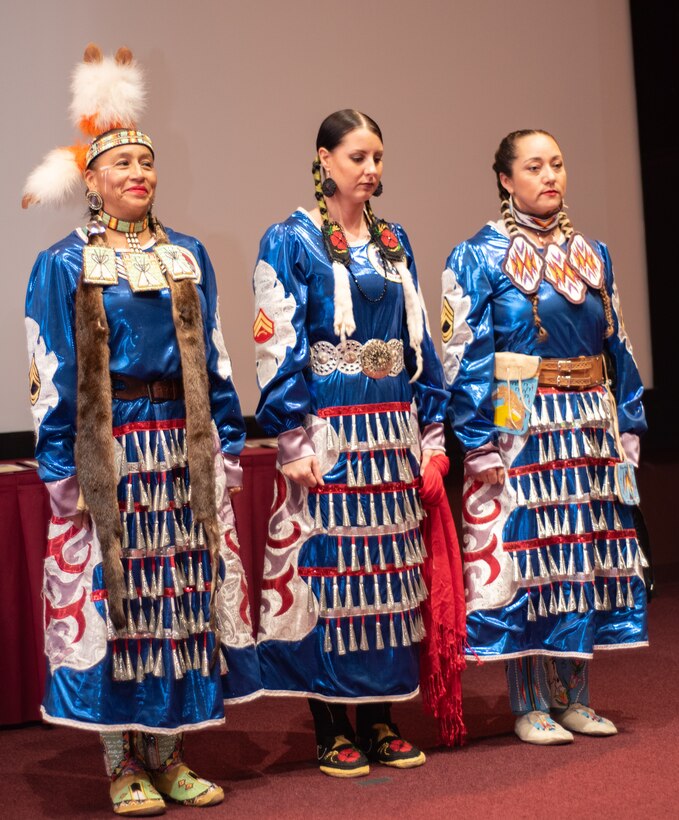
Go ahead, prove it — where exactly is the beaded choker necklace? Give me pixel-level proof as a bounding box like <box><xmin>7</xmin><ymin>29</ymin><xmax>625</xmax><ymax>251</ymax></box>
<box><xmin>100</xmin><ymin>210</ymin><xmax>149</xmax><ymax>234</ymax></box>
<box><xmin>510</xmin><ymin>197</ymin><xmax>561</xmax><ymax>233</ymax></box>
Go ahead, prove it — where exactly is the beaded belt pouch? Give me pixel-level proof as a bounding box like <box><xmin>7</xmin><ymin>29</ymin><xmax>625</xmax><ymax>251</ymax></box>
<box><xmin>310</xmin><ymin>339</ymin><xmax>405</xmax><ymax>379</ymax></box>
<box><xmin>493</xmin><ymin>352</ymin><xmax>541</xmax><ymax>435</ymax></box>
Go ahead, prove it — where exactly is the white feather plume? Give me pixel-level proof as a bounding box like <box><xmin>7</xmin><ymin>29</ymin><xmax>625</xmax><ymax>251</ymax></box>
<box><xmin>332</xmin><ymin>261</ymin><xmax>356</xmax><ymax>342</ymax></box>
<box><xmin>70</xmin><ymin>56</ymin><xmax>145</xmax><ymax>133</ymax></box>
<box><xmin>23</xmin><ymin>147</ymin><xmax>83</xmax><ymax>207</ymax></box>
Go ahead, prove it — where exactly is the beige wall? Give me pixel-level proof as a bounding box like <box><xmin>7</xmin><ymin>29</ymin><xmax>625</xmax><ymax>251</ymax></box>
<box><xmin>0</xmin><ymin>0</ymin><xmax>651</xmax><ymax>432</ymax></box>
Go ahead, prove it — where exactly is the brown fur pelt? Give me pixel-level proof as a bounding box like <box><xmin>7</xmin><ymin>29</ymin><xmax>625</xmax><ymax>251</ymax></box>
<box><xmin>74</xmin><ymin>281</ymin><xmax>126</xmax><ymax>630</ymax></box>
<box><xmin>167</xmin><ymin>276</ymin><xmax>223</xmax><ymax>653</ymax></box>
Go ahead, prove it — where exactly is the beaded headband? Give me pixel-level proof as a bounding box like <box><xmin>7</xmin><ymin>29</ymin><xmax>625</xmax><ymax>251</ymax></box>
<box><xmin>87</xmin><ymin>129</ymin><xmax>154</xmax><ymax>167</ymax></box>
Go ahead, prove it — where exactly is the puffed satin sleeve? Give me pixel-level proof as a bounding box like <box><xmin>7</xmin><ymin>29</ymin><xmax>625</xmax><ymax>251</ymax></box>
<box><xmin>396</xmin><ymin>226</ymin><xmax>449</xmax><ymax>429</ymax></box>
<box><xmin>598</xmin><ymin>242</ymin><xmax>647</xmax><ymax>436</ymax></box>
<box><xmin>441</xmin><ymin>241</ymin><xmax>497</xmax><ymax>452</ymax></box>
<box><xmin>25</xmin><ymin>245</ymin><xmax>80</xmax><ymax>483</ymax></box>
<box><xmin>254</xmin><ymin>223</ymin><xmax>311</xmax><ymax>436</ymax></box>
<box><xmin>191</xmin><ymin>239</ymin><xmax>246</xmax><ymax>456</ymax></box>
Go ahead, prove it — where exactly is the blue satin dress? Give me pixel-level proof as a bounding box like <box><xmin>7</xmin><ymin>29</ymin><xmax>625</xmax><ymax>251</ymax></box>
<box><xmin>442</xmin><ymin>220</ymin><xmax>648</xmax><ymax>661</ymax></box>
<box><xmin>253</xmin><ymin>209</ymin><xmax>448</xmax><ymax>701</ymax></box>
<box><xmin>25</xmin><ymin>227</ymin><xmax>261</xmax><ymax>733</ymax></box>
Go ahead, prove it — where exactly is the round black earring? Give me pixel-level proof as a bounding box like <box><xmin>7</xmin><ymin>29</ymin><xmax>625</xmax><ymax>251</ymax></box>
<box><xmin>373</xmin><ymin>181</ymin><xmax>383</xmax><ymax>198</ymax></box>
<box><xmin>86</xmin><ymin>189</ymin><xmax>103</xmax><ymax>212</ymax></box>
<box><xmin>321</xmin><ymin>177</ymin><xmax>337</xmax><ymax>197</ymax></box>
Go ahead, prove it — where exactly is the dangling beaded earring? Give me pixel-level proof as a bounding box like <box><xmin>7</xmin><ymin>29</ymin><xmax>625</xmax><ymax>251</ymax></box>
<box><xmin>373</xmin><ymin>181</ymin><xmax>383</xmax><ymax>197</ymax></box>
<box><xmin>321</xmin><ymin>175</ymin><xmax>337</xmax><ymax>197</ymax></box>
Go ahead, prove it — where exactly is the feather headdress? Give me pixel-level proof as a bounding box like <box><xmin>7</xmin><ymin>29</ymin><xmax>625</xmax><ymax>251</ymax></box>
<box><xmin>22</xmin><ymin>43</ymin><xmax>151</xmax><ymax>209</ymax></box>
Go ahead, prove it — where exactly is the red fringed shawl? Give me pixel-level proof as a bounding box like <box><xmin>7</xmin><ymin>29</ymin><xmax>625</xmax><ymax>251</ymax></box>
<box><xmin>419</xmin><ymin>453</ymin><xmax>467</xmax><ymax>746</ymax></box>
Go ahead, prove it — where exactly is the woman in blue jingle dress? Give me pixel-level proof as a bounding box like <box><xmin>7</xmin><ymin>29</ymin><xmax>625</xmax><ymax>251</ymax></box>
<box><xmin>442</xmin><ymin>129</ymin><xmax>648</xmax><ymax>745</ymax></box>
<box><xmin>253</xmin><ymin>110</ymin><xmax>450</xmax><ymax>776</ymax></box>
<box><xmin>23</xmin><ymin>44</ymin><xmax>260</xmax><ymax>815</ymax></box>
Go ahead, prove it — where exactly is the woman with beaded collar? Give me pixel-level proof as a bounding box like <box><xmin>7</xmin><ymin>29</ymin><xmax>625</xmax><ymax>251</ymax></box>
<box><xmin>253</xmin><ymin>110</ymin><xmax>464</xmax><ymax>776</ymax></box>
<box><xmin>441</xmin><ymin>129</ymin><xmax>648</xmax><ymax>745</ymax></box>
<box><xmin>23</xmin><ymin>45</ymin><xmax>261</xmax><ymax>814</ymax></box>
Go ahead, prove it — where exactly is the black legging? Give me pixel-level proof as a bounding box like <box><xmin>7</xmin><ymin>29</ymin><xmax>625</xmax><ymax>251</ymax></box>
<box><xmin>308</xmin><ymin>699</ymin><xmax>392</xmax><ymax>743</ymax></box>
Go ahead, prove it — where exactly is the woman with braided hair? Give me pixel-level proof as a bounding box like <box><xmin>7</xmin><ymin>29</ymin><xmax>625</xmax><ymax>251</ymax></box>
<box><xmin>253</xmin><ymin>110</ymin><xmax>464</xmax><ymax>776</ymax></box>
<box><xmin>442</xmin><ymin>129</ymin><xmax>648</xmax><ymax>745</ymax></box>
<box><xmin>23</xmin><ymin>45</ymin><xmax>260</xmax><ymax>815</ymax></box>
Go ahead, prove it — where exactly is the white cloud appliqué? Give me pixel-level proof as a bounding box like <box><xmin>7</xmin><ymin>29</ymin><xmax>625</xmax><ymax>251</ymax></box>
<box><xmin>25</xmin><ymin>316</ymin><xmax>59</xmax><ymax>434</ymax></box>
<box><xmin>254</xmin><ymin>259</ymin><xmax>297</xmax><ymax>389</ymax></box>
<box><xmin>212</xmin><ymin>300</ymin><xmax>233</xmax><ymax>381</ymax></box>
<box><xmin>441</xmin><ymin>267</ymin><xmax>473</xmax><ymax>385</ymax></box>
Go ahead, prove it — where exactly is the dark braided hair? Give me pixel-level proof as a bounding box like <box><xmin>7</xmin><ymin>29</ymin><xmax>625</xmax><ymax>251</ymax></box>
<box><xmin>494</xmin><ymin>129</ymin><xmax>614</xmax><ymax>340</ymax></box>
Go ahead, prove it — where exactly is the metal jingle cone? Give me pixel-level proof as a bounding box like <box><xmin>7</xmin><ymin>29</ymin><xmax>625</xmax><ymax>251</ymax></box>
<box><xmin>191</xmin><ymin>636</ymin><xmax>200</xmax><ymax>670</ymax></box>
<box><xmin>600</xmin><ymin>468</ymin><xmax>613</xmax><ymax>500</ymax></box>
<box><xmin>616</xmin><ymin>540</ymin><xmax>625</xmax><ymax>570</ymax></box>
<box><xmin>549</xmin><ymin>471</ymin><xmax>559</xmax><ymax>504</ymax></box>
<box><xmin>565</xmin><ymin>543</ymin><xmax>575</xmax><ymax>576</ymax></box>
<box><xmin>400</xmin><ymin>613</ymin><xmax>411</xmax><ymax>647</ymax></box>
<box><xmin>186</xmin><ymin>602</ymin><xmax>197</xmax><ymax>635</ymax></box>
<box><xmin>551</xmin><ymin>507</ymin><xmax>561</xmax><ymax>537</ymax></box>
<box><xmin>539</xmin><ymin>436</ymin><xmax>547</xmax><ymax>465</ymax></box>
<box><xmin>392</xmin><ymin>536</ymin><xmax>403</xmax><ymax>569</ymax></box>
<box><xmin>512</xmin><ymin>551</ymin><xmax>521</xmax><ymax>583</ymax></box>
<box><xmin>136</xmin><ymin>601</ymin><xmax>148</xmax><ymax>635</ymax></box>
<box><xmin>143</xmin><ymin>430</ymin><xmax>154</xmax><ymax>473</ymax></box>
<box><xmin>356</xmin><ymin>453</ymin><xmax>366</xmax><ymax>487</ymax></box>
<box><xmin>524</xmin><ymin>550</ymin><xmax>534</xmax><ymax>581</ymax></box>
<box><xmin>590</xmin><ymin>469</ymin><xmax>601</xmax><ymax>500</ymax></box>
<box><xmin>544</xmin><ymin>508</ymin><xmax>555</xmax><ymax>538</ymax></box>
<box><xmin>171</xmin><ymin>645</ymin><xmax>184</xmax><ymax>680</ymax></box>
<box><xmin>326</xmin><ymin>419</ymin><xmax>335</xmax><ymax>452</ymax></box>
<box><xmin>177</xmin><ymin>605</ymin><xmax>190</xmax><ymax>640</ymax></box>
<box><xmin>572</xmin><ymin>505</ymin><xmax>583</xmax><ymax>536</ymax></box>
<box><xmin>332</xmin><ymin>576</ymin><xmax>341</xmax><ymax>611</ymax></box>
<box><xmin>386</xmin><ymin>412</ymin><xmax>397</xmax><ymax>443</ymax></box>
<box><xmin>581</xmin><ymin>431</ymin><xmax>593</xmax><ymax>458</ymax></box>
<box><xmin>568</xmin><ymin>430</ymin><xmax>580</xmax><ymax>459</ymax></box>
<box><xmin>356</xmin><ymin>496</ymin><xmax>367</xmax><ymax>527</ymax></box>
<box><xmin>564</xmin><ymin>394</ymin><xmax>574</xmax><ymax>425</ymax></box>
<box><xmin>557</xmin><ymin>584</ymin><xmax>567</xmax><ymax>613</ymax></box>
<box><xmin>374</xmin><ymin>617</ymin><xmax>385</xmax><ymax>650</ymax></box>
<box><xmin>548</xmin><ymin>585</ymin><xmax>558</xmax><ymax>615</ymax></box>
<box><xmin>559</xmin><ymin>469</ymin><xmax>570</xmax><ymax>503</ymax></box>
<box><xmin>344</xmin><ymin>578</ymin><xmax>355</xmax><ymax>610</ymax></box>
<box><xmin>365</xmin><ymin>413</ymin><xmax>376</xmax><ymax>449</ymax></box>
<box><xmin>603</xmin><ymin>540</ymin><xmax>613</xmax><ymax>570</ymax></box>
<box><xmin>530</xmin><ymin>404</ymin><xmax>540</xmax><ymax>431</ymax></box>
<box><xmin>111</xmin><ymin>646</ymin><xmax>122</xmax><ymax>682</ymax></box>
<box><xmin>135</xmin><ymin>650</ymin><xmax>145</xmax><ymax>684</ymax></box>
<box><xmin>382</xmin><ymin>454</ymin><xmax>392</xmax><ymax>483</ymax></box>
<box><xmin>373</xmin><ymin>575</ymin><xmax>382</xmax><ymax>611</ymax></box>
<box><xmin>196</xmin><ymin>605</ymin><xmax>206</xmax><ymax>633</ymax></box>
<box><xmin>132</xmin><ymin>430</ymin><xmax>144</xmax><ymax>465</ymax></box>
<box><xmin>171</xmin><ymin>608</ymin><xmax>181</xmax><ymax>641</ymax></box>
<box><xmin>327</xmin><ymin>494</ymin><xmax>337</xmax><ymax>529</ymax></box>
<box><xmin>319</xmin><ymin>579</ymin><xmax>328</xmax><ymax>614</ymax></box>
<box><xmin>359</xmin><ymin>617</ymin><xmax>369</xmax><ymax>651</ymax></box>
<box><xmin>385</xmin><ymin>573</ymin><xmax>396</xmax><ymax>608</ymax></box>
<box><xmin>388</xmin><ymin>614</ymin><xmax>398</xmax><ymax>647</ymax></box>
<box><xmin>615</xmin><ymin>577</ymin><xmax>624</xmax><ymax>608</ymax></box>
<box><xmin>535</xmin><ymin>509</ymin><xmax>546</xmax><ymax>540</ymax></box>
<box><xmin>336</xmin><ymin>622</ymin><xmax>347</xmax><ymax>655</ymax></box>
<box><xmin>547</xmin><ymin>546</ymin><xmax>560</xmax><ymax>577</ymax></box>
<box><xmin>600</xmin><ymin>432</ymin><xmax>611</xmax><ymax>459</ymax></box>
<box><xmin>393</xmin><ymin>490</ymin><xmax>403</xmax><ymax>524</ymax></box>
<box><xmin>155</xmin><ymin>600</ymin><xmax>165</xmax><ymax>640</ymax></box>
<box><xmin>405</xmin><ymin>571</ymin><xmax>417</xmax><ymax>606</ymax></box>
<box><xmin>538</xmin><ymin>472</ymin><xmax>550</xmax><ymax>505</ymax></box>
<box><xmin>306</xmin><ymin>580</ymin><xmax>316</xmax><ymax>614</ymax></box>
<box><xmin>346</xmin><ymin>455</ymin><xmax>357</xmax><ymax>488</ymax></box>
<box><xmin>338</xmin><ymin>417</ymin><xmax>349</xmax><ymax>451</ymax></box>
<box><xmin>625</xmin><ymin>538</ymin><xmax>634</xmax><ymax>570</ymax></box>
<box><xmin>567</xmin><ymin>584</ymin><xmax>577</xmax><ymax>612</ymax></box>
<box><xmin>554</xmin><ymin>397</ymin><xmax>565</xmax><ymax>428</ymax></box>
<box><xmin>124</xmin><ymin>644</ymin><xmax>135</xmax><ymax>681</ymax></box>
<box><xmin>558</xmin><ymin>544</ymin><xmax>567</xmax><ymax>576</ymax></box>
<box><xmin>348</xmin><ymin>619</ymin><xmax>358</xmax><ymax>652</ymax></box>
<box><xmin>602</xmin><ymin>580</ymin><xmax>612</xmax><ymax>611</ymax></box>
<box><xmin>540</xmin><ymin>397</ymin><xmax>550</xmax><ymax>430</ymax></box>
<box><xmin>381</xmin><ymin>494</ymin><xmax>392</xmax><ymax>526</ymax></box>
<box><xmin>336</xmin><ymin>537</ymin><xmax>347</xmax><ymax>574</ymax></box>
<box><xmin>577</xmin><ymin>583</ymin><xmax>588</xmax><ymax>613</ymax></box>
<box><xmin>370</xmin><ymin>451</ymin><xmax>381</xmax><ymax>485</ymax></box>
<box><xmin>369</xmin><ymin>494</ymin><xmax>378</xmax><ymax>527</ymax></box>
<box><xmin>151</xmin><ymin>515</ymin><xmax>160</xmax><ymax>552</ymax></box>
<box><xmin>186</xmin><ymin>553</ymin><xmax>195</xmax><ymax>587</ymax></box>
<box><xmin>126</xmin><ymin>481</ymin><xmax>135</xmax><ymax>514</ymax></box>
<box><xmin>528</xmin><ymin>473</ymin><xmax>539</xmax><ymax>506</ymax></box>
<box><xmin>195</xmin><ymin>559</ymin><xmax>205</xmax><ymax>593</ymax></box>
<box><xmin>558</xmin><ymin>431</ymin><xmax>569</xmax><ymax>461</ymax></box>
<box><xmin>537</xmin><ymin>548</ymin><xmax>549</xmax><ymax>579</ymax></box>
<box><xmin>349</xmin><ymin>415</ymin><xmax>359</xmax><ymax>451</ymax></box>
<box><xmin>375</xmin><ymin>413</ymin><xmax>387</xmax><ymax>446</ymax></box>
<box><xmin>516</xmin><ymin>476</ymin><xmax>527</xmax><ymax>507</ymax></box>
<box><xmin>538</xmin><ymin>587</ymin><xmax>548</xmax><ymax>618</ymax></box>
<box><xmin>396</xmin><ymin>449</ymin><xmax>410</xmax><ymax>483</ymax></box>
<box><xmin>378</xmin><ymin>539</ymin><xmax>387</xmax><ymax>571</ymax></box>
<box><xmin>400</xmin><ymin>576</ymin><xmax>411</xmax><ymax>609</ymax></box>
<box><xmin>592</xmin><ymin>581</ymin><xmax>603</xmax><ymax>610</ymax></box>
<box><xmin>147</xmin><ymin>605</ymin><xmax>156</xmax><ymax>637</ymax></box>
<box><xmin>181</xmin><ymin>640</ymin><xmax>191</xmax><ymax>672</ymax></box>
<box><xmin>403</xmin><ymin>488</ymin><xmax>416</xmax><ymax>522</ymax></box>
<box><xmin>314</xmin><ymin>494</ymin><xmax>323</xmax><ymax>530</ymax></box>
<box><xmin>573</xmin><ymin>467</ymin><xmax>584</xmax><ymax>502</ymax></box>
<box><xmin>200</xmin><ymin>640</ymin><xmax>210</xmax><ymax>676</ymax></box>
<box><xmin>139</xmin><ymin>475</ymin><xmax>151</xmax><ymax>509</ymax></box>
<box><xmin>144</xmin><ymin>642</ymin><xmax>155</xmax><ymax>675</ymax></box>
<box><xmin>363</xmin><ymin>539</ymin><xmax>373</xmax><ymax>573</ymax></box>
<box><xmin>350</xmin><ymin>538</ymin><xmax>360</xmax><ymax>572</ymax></box>
<box><xmin>126</xmin><ymin>560</ymin><xmax>136</xmax><ymax>599</ymax></box>
<box><xmin>581</xmin><ymin>543</ymin><xmax>592</xmax><ymax>575</ymax></box>
<box><xmin>323</xmin><ymin>621</ymin><xmax>333</xmax><ymax>653</ymax></box>
<box><xmin>612</xmin><ymin>507</ymin><xmax>624</xmax><ymax>532</ymax></box>
<box><xmin>590</xmin><ymin>431</ymin><xmax>601</xmax><ymax>459</ymax></box>
<box><xmin>358</xmin><ymin>575</ymin><xmax>368</xmax><ymax>610</ymax></box>
<box><xmin>626</xmin><ymin>578</ymin><xmax>635</xmax><ymax>608</ymax></box>
<box><xmin>526</xmin><ymin>592</ymin><xmax>537</xmax><ymax>622</ymax></box>
<box><xmin>403</xmin><ymin>532</ymin><xmax>414</xmax><ymax>566</ymax></box>
<box><xmin>196</xmin><ymin>523</ymin><xmax>205</xmax><ymax>547</ymax></box>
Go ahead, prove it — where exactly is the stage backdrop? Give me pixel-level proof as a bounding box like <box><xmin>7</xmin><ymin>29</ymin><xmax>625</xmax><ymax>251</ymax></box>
<box><xmin>0</xmin><ymin>0</ymin><xmax>651</xmax><ymax>433</ymax></box>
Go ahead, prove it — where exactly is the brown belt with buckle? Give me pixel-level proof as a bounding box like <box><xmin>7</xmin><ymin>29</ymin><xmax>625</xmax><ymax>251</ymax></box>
<box><xmin>111</xmin><ymin>374</ymin><xmax>184</xmax><ymax>402</ymax></box>
<box><xmin>538</xmin><ymin>354</ymin><xmax>604</xmax><ymax>389</ymax></box>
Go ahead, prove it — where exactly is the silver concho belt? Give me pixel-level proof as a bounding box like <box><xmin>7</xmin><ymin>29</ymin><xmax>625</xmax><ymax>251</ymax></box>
<box><xmin>310</xmin><ymin>339</ymin><xmax>405</xmax><ymax>379</ymax></box>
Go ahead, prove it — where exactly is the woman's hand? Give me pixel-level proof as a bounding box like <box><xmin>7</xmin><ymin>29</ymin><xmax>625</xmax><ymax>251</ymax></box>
<box><xmin>420</xmin><ymin>448</ymin><xmax>437</xmax><ymax>476</ymax></box>
<box><xmin>476</xmin><ymin>467</ymin><xmax>505</xmax><ymax>485</ymax></box>
<box><xmin>281</xmin><ymin>456</ymin><xmax>325</xmax><ymax>488</ymax></box>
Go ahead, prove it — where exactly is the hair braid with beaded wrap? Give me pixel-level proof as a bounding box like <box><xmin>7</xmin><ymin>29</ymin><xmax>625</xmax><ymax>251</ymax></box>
<box><xmin>494</xmin><ymin>129</ymin><xmax>614</xmax><ymax>340</ymax></box>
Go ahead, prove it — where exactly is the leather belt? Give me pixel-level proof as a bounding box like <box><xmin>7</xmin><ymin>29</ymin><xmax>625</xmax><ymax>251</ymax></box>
<box><xmin>538</xmin><ymin>354</ymin><xmax>604</xmax><ymax>389</ymax></box>
<box><xmin>111</xmin><ymin>374</ymin><xmax>184</xmax><ymax>402</ymax></box>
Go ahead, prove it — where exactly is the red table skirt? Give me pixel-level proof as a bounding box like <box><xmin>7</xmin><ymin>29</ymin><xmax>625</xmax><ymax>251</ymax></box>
<box><xmin>0</xmin><ymin>446</ymin><xmax>277</xmax><ymax>726</ymax></box>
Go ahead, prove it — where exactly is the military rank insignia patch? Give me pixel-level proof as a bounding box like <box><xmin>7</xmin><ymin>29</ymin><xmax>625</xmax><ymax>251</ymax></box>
<box><xmin>441</xmin><ymin>297</ymin><xmax>455</xmax><ymax>343</ymax></box>
<box><xmin>29</xmin><ymin>354</ymin><xmax>40</xmax><ymax>405</ymax></box>
<box><xmin>253</xmin><ymin>308</ymin><xmax>274</xmax><ymax>343</ymax></box>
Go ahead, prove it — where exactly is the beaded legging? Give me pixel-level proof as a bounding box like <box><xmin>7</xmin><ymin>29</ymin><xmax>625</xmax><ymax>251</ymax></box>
<box><xmin>506</xmin><ymin>656</ymin><xmax>590</xmax><ymax>715</ymax></box>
